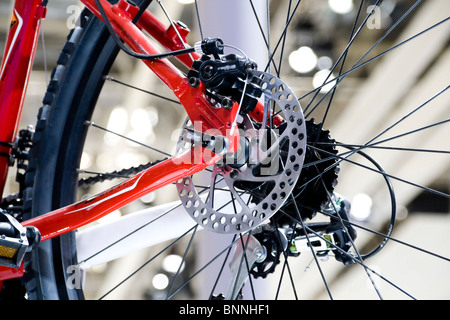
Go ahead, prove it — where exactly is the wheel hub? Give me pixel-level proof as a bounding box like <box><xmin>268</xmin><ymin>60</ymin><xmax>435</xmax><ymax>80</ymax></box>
<box><xmin>176</xmin><ymin>71</ymin><xmax>307</xmax><ymax>234</ymax></box>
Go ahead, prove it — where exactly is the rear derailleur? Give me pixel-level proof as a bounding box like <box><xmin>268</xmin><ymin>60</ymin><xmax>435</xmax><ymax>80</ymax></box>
<box><xmin>252</xmin><ymin>194</ymin><xmax>358</xmax><ymax>277</ymax></box>
<box><xmin>215</xmin><ymin>194</ymin><xmax>357</xmax><ymax>300</ymax></box>
<box><xmin>286</xmin><ymin>194</ymin><xmax>358</xmax><ymax>265</ymax></box>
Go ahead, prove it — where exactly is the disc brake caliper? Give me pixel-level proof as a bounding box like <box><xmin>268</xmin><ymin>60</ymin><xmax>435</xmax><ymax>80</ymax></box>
<box><xmin>188</xmin><ymin>44</ymin><xmax>263</xmax><ymax>115</ymax></box>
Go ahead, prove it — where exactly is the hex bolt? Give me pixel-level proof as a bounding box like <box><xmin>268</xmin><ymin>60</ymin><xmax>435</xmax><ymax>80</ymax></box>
<box><xmin>221</xmin><ymin>97</ymin><xmax>233</xmax><ymax>109</ymax></box>
<box><xmin>254</xmin><ymin>247</ymin><xmax>266</xmax><ymax>263</ymax></box>
<box><xmin>230</xmin><ymin>169</ymin><xmax>239</xmax><ymax>179</ymax></box>
<box><xmin>202</xmin><ymin>65</ymin><xmax>215</xmax><ymax>79</ymax></box>
<box><xmin>189</xmin><ymin>77</ymin><xmax>200</xmax><ymax>88</ymax></box>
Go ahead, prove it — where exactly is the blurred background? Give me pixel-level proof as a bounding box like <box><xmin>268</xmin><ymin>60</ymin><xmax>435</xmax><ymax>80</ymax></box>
<box><xmin>0</xmin><ymin>0</ymin><xmax>449</xmax><ymax>299</ymax></box>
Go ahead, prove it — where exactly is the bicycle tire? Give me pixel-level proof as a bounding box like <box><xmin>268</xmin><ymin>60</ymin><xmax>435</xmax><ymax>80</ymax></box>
<box><xmin>22</xmin><ymin>8</ymin><xmax>120</xmax><ymax>300</ymax></box>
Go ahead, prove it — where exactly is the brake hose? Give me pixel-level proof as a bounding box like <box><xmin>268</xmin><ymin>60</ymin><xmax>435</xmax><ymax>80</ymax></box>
<box><xmin>94</xmin><ymin>0</ymin><xmax>196</xmax><ymax>60</ymax></box>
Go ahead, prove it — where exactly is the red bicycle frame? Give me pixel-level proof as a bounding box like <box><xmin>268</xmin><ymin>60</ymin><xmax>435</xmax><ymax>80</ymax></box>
<box><xmin>0</xmin><ymin>0</ymin><xmax>272</xmax><ymax>280</ymax></box>
<box><xmin>0</xmin><ymin>0</ymin><xmax>47</xmax><ymax>197</ymax></box>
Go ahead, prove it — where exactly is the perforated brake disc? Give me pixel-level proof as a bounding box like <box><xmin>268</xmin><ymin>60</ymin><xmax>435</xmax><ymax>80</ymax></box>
<box><xmin>176</xmin><ymin>71</ymin><xmax>307</xmax><ymax>234</ymax></box>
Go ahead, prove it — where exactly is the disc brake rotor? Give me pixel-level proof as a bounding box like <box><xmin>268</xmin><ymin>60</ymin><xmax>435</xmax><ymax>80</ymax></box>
<box><xmin>176</xmin><ymin>71</ymin><xmax>307</xmax><ymax>234</ymax></box>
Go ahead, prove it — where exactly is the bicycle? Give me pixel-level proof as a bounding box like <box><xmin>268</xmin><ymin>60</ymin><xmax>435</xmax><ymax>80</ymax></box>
<box><xmin>0</xmin><ymin>0</ymin><xmax>448</xmax><ymax>300</ymax></box>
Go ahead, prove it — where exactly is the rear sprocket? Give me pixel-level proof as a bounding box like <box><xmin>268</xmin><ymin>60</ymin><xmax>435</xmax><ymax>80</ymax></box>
<box><xmin>276</xmin><ymin>119</ymin><xmax>339</xmax><ymax>225</ymax></box>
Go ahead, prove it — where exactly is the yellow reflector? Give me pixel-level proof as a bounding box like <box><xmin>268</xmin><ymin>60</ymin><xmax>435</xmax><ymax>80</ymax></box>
<box><xmin>0</xmin><ymin>245</ymin><xmax>17</xmax><ymax>259</ymax></box>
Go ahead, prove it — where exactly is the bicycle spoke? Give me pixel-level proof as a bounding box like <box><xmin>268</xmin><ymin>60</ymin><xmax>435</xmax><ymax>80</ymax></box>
<box><xmin>301</xmin><ymin>222</ymin><xmax>417</xmax><ymax>300</ymax></box>
<box><xmin>317</xmin><ymin>209</ymin><xmax>450</xmax><ymax>263</ymax></box>
<box><xmin>308</xmin><ymin>144</ymin><xmax>450</xmax><ymax>199</ymax></box>
<box><xmin>366</xmin><ymin>86</ymin><xmax>450</xmax><ymax>145</ymax></box>
<box><xmin>85</xmin><ymin>120</ymin><xmax>172</xmax><ymax>157</ymax></box>
<box><xmin>303</xmin><ymin>108</ymin><xmax>450</xmax><ymax>172</ymax></box>
<box><xmin>194</xmin><ymin>0</ymin><xmax>204</xmax><ymax>40</ymax></box>
<box><xmin>320</xmin><ymin>178</ymin><xmax>384</xmax><ymax>299</ymax></box>
<box><xmin>263</xmin><ymin>0</ymin><xmax>302</xmax><ymax>73</ymax></box>
<box><xmin>78</xmin><ymin>201</ymin><xmax>183</xmax><ymax>267</ymax></box>
<box><xmin>297</xmin><ymin>83</ymin><xmax>450</xmax><ymax>203</ymax></box>
<box><xmin>248</xmin><ymin>0</ymin><xmax>279</xmax><ymax>75</ymax></box>
<box><xmin>300</xmin><ymin>15</ymin><xmax>450</xmax><ymax>103</ymax></box>
<box><xmin>77</xmin><ymin>181</ymin><xmax>218</xmax><ymax>267</ymax></box>
<box><xmin>101</xmin><ymin>0</ymin><xmax>448</xmax><ymax>301</ymax></box>
<box><xmin>273</xmin><ymin>219</ymin><xmax>299</xmax><ymax>300</ymax></box>
<box><xmin>99</xmin><ymin>224</ymin><xmax>197</xmax><ymax>300</ymax></box>
<box><xmin>306</xmin><ymin>0</ymin><xmax>423</xmax><ymax>117</ymax></box>
<box><xmin>315</xmin><ymin>0</ymin><xmax>366</xmax><ymax>129</ymax></box>
<box><xmin>208</xmin><ymin>234</ymin><xmax>238</xmax><ymax>299</ymax></box>
<box><xmin>304</xmin><ymin>0</ymin><xmax>371</xmax><ymax>116</ymax></box>
<box><xmin>276</xmin><ymin>207</ymin><xmax>417</xmax><ymax>299</ymax></box>
<box><xmin>291</xmin><ymin>194</ymin><xmax>334</xmax><ymax>299</ymax></box>
<box><xmin>235</xmin><ymin>234</ymin><xmax>257</xmax><ymax>299</ymax></box>
<box><xmin>166</xmin><ymin>225</ymin><xmax>199</xmax><ymax>299</ymax></box>
<box><xmin>367</xmin><ymin>119</ymin><xmax>450</xmax><ymax>153</ymax></box>
<box><xmin>276</xmin><ymin>0</ymin><xmax>293</xmax><ymax>77</ymax></box>
<box><xmin>322</xmin><ymin>143</ymin><xmax>450</xmax><ymax>155</ymax></box>
<box><xmin>167</xmin><ymin>232</ymin><xmax>250</xmax><ymax>299</ymax></box>
<box><xmin>104</xmin><ymin>75</ymin><xmax>181</xmax><ymax>105</ymax></box>
<box><xmin>28</xmin><ymin>0</ymin><xmax>450</xmax><ymax>301</ymax></box>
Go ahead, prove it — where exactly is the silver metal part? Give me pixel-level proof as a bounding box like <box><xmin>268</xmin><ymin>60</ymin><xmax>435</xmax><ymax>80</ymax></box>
<box><xmin>226</xmin><ymin>234</ymin><xmax>266</xmax><ymax>300</ymax></box>
<box><xmin>181</xmin><ymin>128</ymin><xmax>229</xmax><ymax>156</ymax></box>
<box><xmin>176</xmin><ymin>71</ymin><xmax>307</xmax><ymax>234</ymax></box>
<box><xmin>290</xmin><ymin>233</ymin><xmax>337</xmax><ymax>254</ymax></box>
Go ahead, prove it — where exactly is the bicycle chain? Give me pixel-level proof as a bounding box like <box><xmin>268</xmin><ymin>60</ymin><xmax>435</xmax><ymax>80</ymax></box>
<box><xmin>78</xmin><ymin>158</ymin><xmax>167</xmax><ymax>188</ymax></box>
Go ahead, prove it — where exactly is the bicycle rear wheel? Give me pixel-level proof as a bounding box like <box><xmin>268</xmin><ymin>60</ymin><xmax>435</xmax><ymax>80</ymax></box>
<box><xmin>23</xmin><ymin>8</ymin><xmax>120</xmax><ymax>299</ymax></box>
<box><xmin>23</xmin><ymin>0</ymin><xmax>450</xmax><ymax>300</ymax></box>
